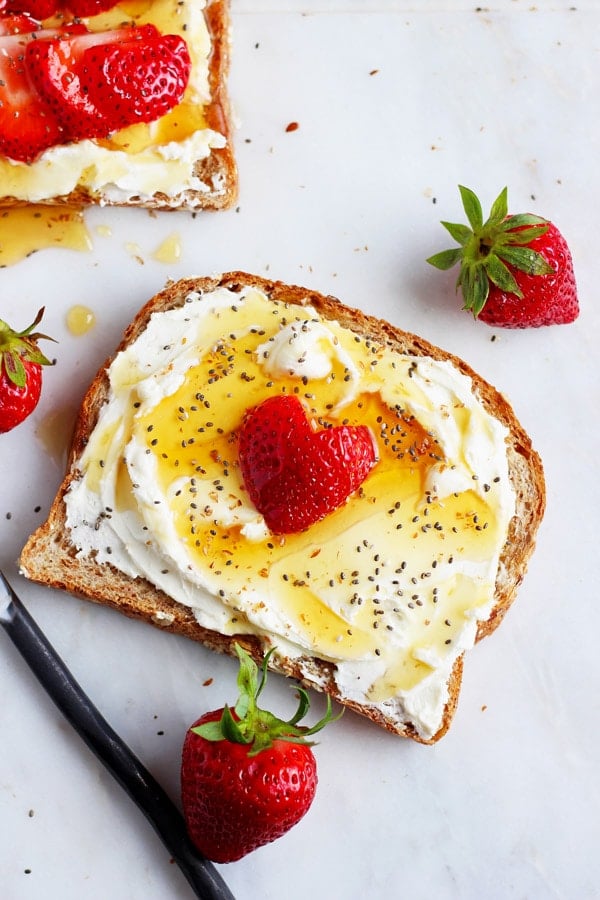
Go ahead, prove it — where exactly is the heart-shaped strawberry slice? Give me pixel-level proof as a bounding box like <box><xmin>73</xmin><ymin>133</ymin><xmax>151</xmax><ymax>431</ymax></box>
<box><xmin>238</xmin><ymin>395</ymin><xmax>377</xmax><ymax>534</ymax></box>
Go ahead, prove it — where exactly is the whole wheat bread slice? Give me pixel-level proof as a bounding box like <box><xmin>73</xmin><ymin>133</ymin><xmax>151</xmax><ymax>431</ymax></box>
<box><xmin>19</xmin><ymin>273</ymin><xmax>545</xmax><ymax>742</ymax></box>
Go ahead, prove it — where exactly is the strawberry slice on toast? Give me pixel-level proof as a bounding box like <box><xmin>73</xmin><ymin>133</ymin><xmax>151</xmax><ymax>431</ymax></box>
<box><xmin>0</xmin><ymin>29</ymin><xmax>64</xmax><ymax>162</ymax></box>
<box><xmin>238</xmin><ymin>394</ymin><xmax>378</xmax><ymax>534</ymax></box>
<box><xmin>26</xmin><ymin>24</ymin><xmax>191</xmax><ymax>143</ymax></box>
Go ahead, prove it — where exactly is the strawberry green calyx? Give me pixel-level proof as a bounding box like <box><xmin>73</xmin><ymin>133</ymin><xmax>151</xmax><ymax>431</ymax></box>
<box><xmin>192</xmin><ymin>643</ymin><xmax>341</xmax><ymax>756</ymax></box>
<box><xmin>0</xmin><ymin>307</ymin><xmax>55</xmax><ymax>388</ymax></box>
<box><xmin>427</xmin><ymin>186</ymin><xmax>555</xmax><ymax>316</ymax></box>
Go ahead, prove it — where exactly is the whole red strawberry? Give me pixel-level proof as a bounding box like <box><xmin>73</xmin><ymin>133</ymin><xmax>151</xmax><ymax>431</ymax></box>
<box><xmin>427</xmin><ymin>186</ymin><xmax>579</xmax><ymax>328</ymax></box>
<box><xmin>238</xmin><ymin>394</ymin><xmax>378</xmax><ymax>534</ymax></box>
<box><xmin>181</xmin><ymin>643</ymin><xmax>339</xmax><ymax>864</ymax></box>
<box><xmin>0</xmin><ymin>308</ymin><xmax>54</xmax><ymax>433</ymax></box>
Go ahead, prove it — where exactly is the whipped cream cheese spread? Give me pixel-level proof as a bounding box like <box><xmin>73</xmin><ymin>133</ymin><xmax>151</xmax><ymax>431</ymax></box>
<box><xmin>0</xmin><ymin>0</ymin><xmax>226</xmax><ymax>204</ymax></box>
<box><xmin>65</xmin><ymin>286</ymin><xmax>516</xmax><ymax>739</ymax></box>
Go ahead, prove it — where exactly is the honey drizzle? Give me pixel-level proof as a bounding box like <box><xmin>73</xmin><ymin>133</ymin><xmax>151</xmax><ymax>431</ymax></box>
<box><xmin>125</xmin><ymin>299</ymin><xmax>502</xmax><ymax>694</ymax></box>
<box><xmin>0</xmin><ymin>207</ymin><xmax>91</xmax><ymax>267</ymax></box>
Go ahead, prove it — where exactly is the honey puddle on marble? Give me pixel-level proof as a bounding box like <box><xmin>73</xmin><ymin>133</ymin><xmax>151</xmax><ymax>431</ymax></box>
<box><xmin>0</xmin><ymin>206</ymin><xmax>92</xmax><ymax>267</ymax></box>
<box><xmin>66</xmin><ymin>305</ymin><xmax>96</xmax><ymax>336</ymax></box>
<box><xmin>152</xmin><ymin>232</ymin><xmax>182</xmax><ymax>264</ymax></box>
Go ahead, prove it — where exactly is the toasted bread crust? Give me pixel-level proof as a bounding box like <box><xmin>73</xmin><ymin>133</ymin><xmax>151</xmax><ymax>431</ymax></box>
<box><xmin>0</xmin><ymin>0</ymin><xmax>237</xmax><ymax>211</ymax></box>
<box><xmin>20</xmin><ymin>273</ymin><xmax>546</xmax><ymax>743</ymax></box>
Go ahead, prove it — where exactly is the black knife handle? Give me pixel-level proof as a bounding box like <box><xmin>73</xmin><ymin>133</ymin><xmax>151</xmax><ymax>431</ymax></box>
<box><xmin>0</xmin><ymin>572</ymin><xmax>235</xmax><ymax>900</ymax></box>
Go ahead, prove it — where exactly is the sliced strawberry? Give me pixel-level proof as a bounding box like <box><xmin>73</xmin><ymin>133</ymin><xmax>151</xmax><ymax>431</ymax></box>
<box><xmin>0</xmin><ymin>0</ymin><xmax>118</xmax><ymax>20</ymax></box>
<box><xmin>0</xmin><ymin>0</ymin><xmax>57</xmax><ymax>20</ymax></box>
<box><xmin>62</xmin><ymin>0</ymin><xmax>119</xmax><ymax>15</ymax></box>
<box><xmin>239</xmin><ymin>392</ymin><xmax>309</xmax><ymax>502</ymax></box>
<box><xmin>0</xmin><ymin>13</ymin><xmax>40</xmax><ymax>34</ymax></box>
<box><xmin>0</xmin><ymin>31</ymin><xmax>64</xmax><ymax>162</ymax></box>
<box><xmin>238</xmin><ymin>395</ymin><xmax>378</xmax><ymax>534</ymax></box>
<box><xmin>1</xmin><ymin>20</ymin><xmax>191</xmax><ymax>160</ymax></box>
<box><xmin>0</xmin><ymin>23</ymin><xmax>90</xmax><ymax>161</ymax></box>
<box><xmin>26</xmin><ymin>26</ymin><xmax>155</xmax><ymax>142</ymax></box>
<box><xmin>26</xmin><ymin>30</ymin><xmax>111</xmax><ymax>141</ymax></box>
<box><xmin>25</xmin><ymin>24</ymin><xmax>188</xmax><ymax>142</ymax></box>
<box><xmin>80</xmin><ymin>30</ymin><xmax>191</xmax><ymax>130</ymax></box>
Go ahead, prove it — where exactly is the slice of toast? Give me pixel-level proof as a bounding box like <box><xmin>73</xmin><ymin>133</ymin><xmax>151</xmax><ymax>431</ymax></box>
<box><xmin>19</xmin><ymin>273</ymin><xmax>545</xmax><ymax>743</ymax></box>
<box><xmin>0</xmin><ymin>0</ymin><xmax>236</xmax><ymax>211</ymax></box>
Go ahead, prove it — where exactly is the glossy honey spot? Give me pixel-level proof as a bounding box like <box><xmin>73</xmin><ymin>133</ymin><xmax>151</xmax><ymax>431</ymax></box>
<box><xmin>153</xmin><ymin>232</ymin><xmax>182</xmax><ymax>264</ymax></box>
<box><xmin>0</xmin><ymin>207</ymin><xmax>91</xmax><ymax>267</ymax></box>
<box><xmin>66</xmin><ymin>305</ymin><xmax>96</xmax><ymax>336</ymax></box>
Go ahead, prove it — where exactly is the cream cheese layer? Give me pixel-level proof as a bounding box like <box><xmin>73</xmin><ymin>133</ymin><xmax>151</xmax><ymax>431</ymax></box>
<box><xmin>64</xmin><ymin>286</ymin><xmax>515</xmax><ymax>739</ymax></box>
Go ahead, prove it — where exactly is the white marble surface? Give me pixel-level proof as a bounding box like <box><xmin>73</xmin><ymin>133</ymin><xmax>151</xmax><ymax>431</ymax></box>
<box><xmin>1</xmin><ymin>2</ymin><xmax>599</xmax><ymax>899</ymax></box>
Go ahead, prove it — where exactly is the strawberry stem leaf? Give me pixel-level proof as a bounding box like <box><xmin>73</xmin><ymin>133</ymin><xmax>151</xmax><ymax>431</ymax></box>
<box><xmin>426</xmin><ymin>248</ymin><xmax>463</xmax><ymax>271</ymax></box>
<box><xmin>194</xmin><ymin>717</ymin><xmax>229</xmax><ymax>743</ymax></box>
<box><xmin>484</xmin><ymin>253</ymin><xmax>523</xmax><ymax>297</ymax></box>
<box><xmin>440</xmin><ymin>220</ymin><xmax>472</xmax><ymax>246</ymax></box>
<box><xmin>0</xmin><ymin>308</ymin><xmax>55</xmax><ymax>387</ymax></box>
<box><xmin>191</xmin><ymin>643</ymin><xmax>342</xmax><ymax>755</ymax></box>
<box><xmin>458</xmin><ymin>184</ymin><xmax>484</xmax><ymax>230</ymax></box>
<box><xmin>221</xmin><ymin>705</ymin><xmax>250</xmax><ymax>745</ymax></box>
<box><xmin>487</xmin><ymin>185</ymin><xmax>508</xmax><ymax>225</ymax></box>
<box><xmin>427</xmin><ymin>186</ymin><xmax>554</xmax><ymax>316</ymax></box>
<box><xmin>3</xmin><ymin>348</ymin><xmax>27</xmax><ymax>386</ymax></box>
<box><xmin>502</xmin><ymin>213</ymin><xmax>547</xmax><ymax>230</ymax></box>
<box><xmin>287</xmin><ymin>687</ymin><xmax>310</xmax><ymax>726</ymax></box>
<box><xmin>497</xmin><ymin>245</ymin><xmax>555</xmax><ymax>276</ymax></box>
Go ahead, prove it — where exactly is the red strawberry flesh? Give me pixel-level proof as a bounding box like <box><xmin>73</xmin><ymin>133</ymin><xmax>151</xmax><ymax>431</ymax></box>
<box><xmin>0</xmin><ymin>31</ymin><xmax>64</xmax><ymax>161</ymax></box>
<box><xmin>26</xmin><ymin>26</ymin><xmax>158</xmax><ymax>142</ymax></box>
<box><xmin>80</xmin><ymin>31</ymin><xmax>191</xmax><ymax>127</ymax></box>
<box><xmin>25</xmin><ymin>23</ymin><xmax>190</xmax><ymax>143</ymax></box>
<box><xmin>63</xmin><ymin>0</ymin><xmax>119</xmax><ymax>15</ymax></box>
<box><xmin>0</xmin><ymin>0</ymin><xmax>120</xmax><ymax>20</ymax></box>
<box><xmin>238</xmin><ymin>394</ymin><xmax>378</xmax><ymax>534</ymax></box>
<box><xmin>0</xmin><ymin>13</ymin><xmax>41</xmax><ymax>34</ymax></box>
<box><xmin>478</xmin><ymin>220</ymin><xmax>579</xmax><ymax>328</ymax></box>
<box><xmin>1</xmin><ymin>18</ymin><xmax>191</xmax><ymax>160</ymax></box>
<box><xmin>0</xmin><ymin>0</ymin><xmax>57</xmax><ymax>20</ymax></box>
<box><xmin>0</xmin><ymin>308</ymin><xmax>54</xmax><ymax>433</ymax></box>
<box><xmin>0</xmin><ymin>360</ymin><xmax>43</xmax><ymax>432</ymax></box>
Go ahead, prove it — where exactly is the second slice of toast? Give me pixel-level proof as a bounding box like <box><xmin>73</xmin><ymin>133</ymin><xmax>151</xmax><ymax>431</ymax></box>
<box><xmin>0</xmin><ymin>0</ymin><xmax>236</xmax><ymax>211</ymax></box>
